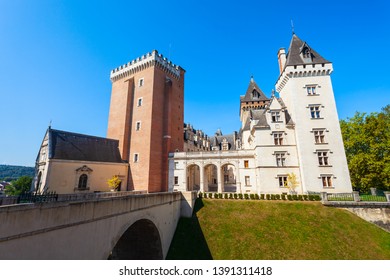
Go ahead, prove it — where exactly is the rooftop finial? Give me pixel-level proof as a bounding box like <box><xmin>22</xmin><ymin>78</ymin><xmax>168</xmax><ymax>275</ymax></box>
<box><xmin>250</xmin><ymin>75</ymin><xmax>254</xmax><ymax>82</ymax></box>
<box><xmin>49</xmin><ymin>120</ymin><xmax>52</xmax><ymax>129</ymax></box>
<box><xmin>271</xmin><ymin>89</ymin><xmax>275</xmax><ymax>97</ymax></box>
<box><xmin>291</xmin><ymin>19</ymin><xmax>295</xmax><ymax>35</ymax></box>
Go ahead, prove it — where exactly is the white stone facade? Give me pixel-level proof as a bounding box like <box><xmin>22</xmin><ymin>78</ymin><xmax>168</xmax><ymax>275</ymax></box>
<box><xmin>169</xmin><ymin>34</ymin><xmax>353</xmax><ymax>194</ymax></box>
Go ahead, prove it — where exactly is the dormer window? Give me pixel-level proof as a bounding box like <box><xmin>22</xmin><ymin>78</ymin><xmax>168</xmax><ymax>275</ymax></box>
<box><xmin>252</xmin><ymin>89</ymin><xmax>259</xmax><ymax>99</ymax></box>
<box><xmin>300</xmin><ymin>43</ymin><xmax>312</xmax><ymax>63</ymax></box>
<box><xmin>271</xmin><ymin>111</ymin><xmax>281</xmax><ymax>122</ymax></box>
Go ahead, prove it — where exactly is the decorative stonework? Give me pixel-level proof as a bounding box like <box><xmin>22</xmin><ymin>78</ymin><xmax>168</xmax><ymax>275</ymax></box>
<box><xmin>110</xmin><ymin>50</ymin><xmax>182</xmax><ymax>82</ymax></box>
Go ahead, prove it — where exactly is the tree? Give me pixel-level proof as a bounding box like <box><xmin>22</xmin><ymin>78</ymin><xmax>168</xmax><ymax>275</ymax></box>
<box><xmin>340</xmin><ymin>105</ymin><xmax>390</xmax><ymax>192</ymax></box>
<box><xmin>287</xmin><ymin>172</ymin><xmax>299</xmax><ymax>194</ymax></box>
<box><xmin>107</xmin><ymin>175</ymin><xmax>122</xmax><ymax>191</ymax></box>
<box><xmin>5</xmin><ymin>176</ymin><xmax>33</xmax><ymax>196</ymax></box>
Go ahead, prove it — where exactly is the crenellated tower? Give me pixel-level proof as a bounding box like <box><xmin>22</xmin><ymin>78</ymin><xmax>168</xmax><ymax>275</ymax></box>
<box><xmin>107</xmin><ymin>50</ymin><xmax>185</xmax><ymax>192</ymax></box>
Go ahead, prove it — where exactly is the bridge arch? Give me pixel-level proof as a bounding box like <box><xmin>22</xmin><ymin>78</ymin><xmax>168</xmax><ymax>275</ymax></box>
<box><xmin>108</xmin><ymin>219</ymin><xmax>163</xmax><ymax>260</ymax></box>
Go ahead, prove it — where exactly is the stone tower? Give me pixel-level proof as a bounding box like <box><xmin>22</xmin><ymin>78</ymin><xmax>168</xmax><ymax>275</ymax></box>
<box><xmin>107</xmin><ymin>50</ymin><xmax>185</xmax><ymax>192</ymax></box>
<box><xmin>275</xmin><ymin>34</ymin><xmax>352</xmax><ymax>193</ymax></box>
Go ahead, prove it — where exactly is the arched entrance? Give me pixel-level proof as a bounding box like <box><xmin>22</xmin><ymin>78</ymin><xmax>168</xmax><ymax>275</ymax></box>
<box><xmin>221</xmin><ymin>163</ymin><xmax>236</xmax><ymax>192</ymax></box>
<box><xmin>108</xmin><ymin>219</ymin><xmax>163</xmax><ymax>260</ymax></box>
<box><xmin>187</xmin><ymin>164</ymin><xmax>200</xmax><ymax>191</ymax></box>
<box><xmin>204</xmin><ymin>164</ymin><xmax>218</xmax><ymax>192</ymax></box>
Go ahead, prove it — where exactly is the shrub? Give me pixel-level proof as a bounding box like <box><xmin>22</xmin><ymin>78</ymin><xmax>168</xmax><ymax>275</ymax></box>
<box><xmin>234</xmin><ymin>193</ymin><xmax>238</xmax><ymax>199</ymax></box>
<box><xmin>238</xmin><ymin>193</ymin><xmax>243</xmax><ymax>199</ymax></box>
<box><xmin>298</xmin><ymin>195</ymin><xmax>303</xmax><ymax>201</ymax></box>
<box><xmin>214</xmin><ymin>193</ymin><xmax>219</xmax><ymax>199</ymax></box>
<box><xmin>250</xmin><ymin>194</ymin><xmax>255</xmax><ymax>200</ymax></box>
<box><xmin>244</xmin><ymin>193</ymin><xmax>249</xmax><ymax>200</ymax></box>
<box><xmin>229</xmin><ymin>193</ymin><xmax>233</xmax><ymax>199</ymax></box>
<box><xmin>314</xmin><ymin>195</ymin><xmax>321</xmax><ymax>201</ymax></box>
<box><xmin>224</xmin><ymin>193</ymin><xmax>229</xmax><ymax>199</ymax></box>
<box><xmin>254</xmin><ymin>194</ymin><xmax>260</xmax><ymax>200</ymax></box>
<box><xmin>292</xmin><ymin>194</ymin><xmax>298</xmax><ymax>201</ymax></box>
<box><xmin>303</xmin><ymin>195</ymin><xmax>308</xmax><ymax>201</ymax></box>
<box><xmin>275</xmin><ymin>194</ymin><xmax>281</xmax><ymax>200</ymax></box>
<box><xmin>271</xmin><ymin>194</ymin><xmax>276</xmax><ymax>200</ymax></box>
<box><xmin>260</xmin><ymin>194</ymin><xmax>265</xmax><ymax>200</ymax></box>
<box><xmin>218</xmin><ymin>193</ymin><xmax>223</xmax><ymax>199</ymax></box>
<box><xmin>308</xmin><ymin>194</ymin><xmax>314</xmax><ymax>201</ymax></box>
<box><xmin>281</xmin><ymin>194</ymin><xmax>286</xmax><ymax>200</ymax></box>
<box><xmin>287</xmin><ymin>194</ymin><xmax>293</xmax><ymax>201</ymax></box>
<box><xmin>266</xmin><ymin>194</ymin><xmax>271</xmax><ymax>200</ymax></box>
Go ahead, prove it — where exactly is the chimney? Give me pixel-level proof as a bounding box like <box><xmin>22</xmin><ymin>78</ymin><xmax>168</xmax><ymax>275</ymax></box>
<box><xmin>277</xmin><ymin>48</ymin><xmax>286</xmax><ymax>74</ymax></box>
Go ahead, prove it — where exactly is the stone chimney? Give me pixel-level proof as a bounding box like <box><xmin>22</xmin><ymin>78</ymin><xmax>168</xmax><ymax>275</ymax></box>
<box><xmin>277</xmin><ymin>48</ymin><xmax>286</xmax><ymax>74</ymax></box>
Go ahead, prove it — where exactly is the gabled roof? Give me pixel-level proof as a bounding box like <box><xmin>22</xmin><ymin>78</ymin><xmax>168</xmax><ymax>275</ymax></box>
<box><xmin>240</xmin><ymin>77</ymin><xmax>269</xmax><ymax>102</ymax></box>
<box><xmin>47</xmin><ymin>128</ymin><xmax>124</xmax><ymax>163</ymax></box>
<box><xmin>285</xmin><ymin>34</ymin><xmax>330</xmax><ymax>67</ymax></box>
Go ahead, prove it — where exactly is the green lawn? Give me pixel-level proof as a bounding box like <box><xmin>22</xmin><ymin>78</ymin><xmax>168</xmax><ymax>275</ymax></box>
<box><xmin>166</xmin><ymin>199</ymin><xmax>390</xmax><ymax>260</ymax></box>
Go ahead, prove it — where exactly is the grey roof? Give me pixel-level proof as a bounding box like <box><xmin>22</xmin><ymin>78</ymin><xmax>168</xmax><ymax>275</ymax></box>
<box><xmin>240</xmin><ymin>77</ymin><xmax>269</xmax><ymax>102</ymax></box>
<box><xmin>48</xmin><ymin>128</ymin><xmax>123</xmax><ymax>163</ymax></box>
<box><xmin>210</xmin><ymin>134</ymin><xmax>236</xmax><ymax>150</ymax></box>
<box><xmin>242</xmin><ymin>109</ymin><xmax>269</xmax><ymax>131</ymax></box>
<box><xmin>285</xmin><ymin>34</ymin><xmax>330</xmax><ymax>67</ymax></box>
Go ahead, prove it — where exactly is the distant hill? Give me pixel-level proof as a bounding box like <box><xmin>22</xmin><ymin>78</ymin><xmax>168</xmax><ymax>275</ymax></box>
<box><xmin>0</xmin><ymin>164</ymin><xmax>35</xmax><ymax>181</ymax></box>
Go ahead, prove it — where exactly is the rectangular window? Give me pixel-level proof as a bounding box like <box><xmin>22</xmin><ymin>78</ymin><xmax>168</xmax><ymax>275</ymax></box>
<box><xmin>317</xmin><ymin>151</ymin><xmax>329</xmax><ymax>166</ymax></box>
<box><xmin>321</xmin><ymin>176</ymin><xmax>333</xmax><ymax>188</ymax></box>
<box><xmin>271</xmin><ymin>111</ymin><xmax>281</xmax><ymax>122</ymax></box>
<box><xmin>174</xmin><ymin>176</ymin><xmax>179</xmax><ymax>185</ymax></box>
<box><xmin>307</xmin><ymin>86</ymin><xmax>317</xmax><ymax>95</ymax></box>
<box><xmin>137</xmin><ymin>98</ymin><xmax>143</xmax><ymax>107</ymax></box>
<box><xmin>310</xmin><ymin>105</ymin><xmax>321</xmax><ymax>119</ymax></box>
<box><xmin>244</xmin><ymin>160</ymin><xmax>249</xmax><ymax>168</ymax></box>
<box><xmin>134</xmin><ymin>153</ymin><xmax>139</xmax><ymax>163</ymax></box>
<box><xmin>245</xmin><ymin>176</ymin><xmax>250</xmax><ymax>186</ymax></box>
<box><xmin>278</xmin><ymin>176</ymin><xmax>288</xmax><ymax>188</ymax></box>
<box><xmin>314</xmin><ymin>129</ymin><xmax>326</xmax><ymax>144</ymax></box>
<box><xmin>224</xmin><ymin>175</ymin><xmax>229</xmax><ymax>183</ymax></box>
<box><xmin>174</xmin><ymin>162</ymin><xmax>178</xmax><ymax>169</ymax></box>
<box><xmin>273</xmin><ymin>132</ymin><xmax>284</xmax><ymax>145</ymax></box>
<box><xmin>275</xmin><ymin>152</ymin><xmax>286</xmax><ymax>167</ymax></box>
<box><xmin>138</xmin><ymin>78</ymin><xmax>144</xmax><ymax>87</ymax></box>
<box><xmin>136</xmin><ymin>121</ymin><xmax>141</xmax><ymax>131</ymax></box>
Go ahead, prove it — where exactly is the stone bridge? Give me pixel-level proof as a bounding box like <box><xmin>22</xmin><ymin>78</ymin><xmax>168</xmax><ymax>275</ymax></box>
<box><xmin>0</xmin><ymin>191</ymin><xmax>196</xmax><ymax>259</ymax></box>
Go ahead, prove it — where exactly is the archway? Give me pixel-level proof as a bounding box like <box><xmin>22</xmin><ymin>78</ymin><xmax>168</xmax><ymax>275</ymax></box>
<box><xmin>108</xmin><ymin>219</ymin><xmax>163</xmax><ymax>260</ymax></box>
<box><xmin>204</xmin><ymin>164</ymin><xmax>218</xmax><ymax>192</ymax></box>
<box><xmin>187</xmin><ymin>164</ymin><xmax>200</xmax><ymax>191</ymax></box>
<box><xmin>221</xmin><ymin>163</ymin><xmax>236</xmax><ymax>192</ymax></box>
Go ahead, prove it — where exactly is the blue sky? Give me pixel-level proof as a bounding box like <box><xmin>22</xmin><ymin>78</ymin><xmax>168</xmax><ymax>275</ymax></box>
<box><xmin>1</xmin><ymin>0</ymin><xmax>389</xmax><ymax>167</ymax></box>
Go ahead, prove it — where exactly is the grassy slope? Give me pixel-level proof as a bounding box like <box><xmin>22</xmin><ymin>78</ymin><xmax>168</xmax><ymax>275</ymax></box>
<box><xmin>167</xmin><ymin>199</ymin><xmax>390</xmax><ymax>260</ymax></box>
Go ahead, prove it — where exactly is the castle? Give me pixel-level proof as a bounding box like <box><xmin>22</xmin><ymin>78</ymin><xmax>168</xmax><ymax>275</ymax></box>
<box><xmin>32</xmin><ymin>33</ymin><xmax>352</xmax><ymax>195</ymax></box>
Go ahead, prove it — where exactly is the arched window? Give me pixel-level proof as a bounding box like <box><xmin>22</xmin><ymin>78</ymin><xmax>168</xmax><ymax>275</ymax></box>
<box><xmin>78</xmin><ymin>174</ymin><xmax>88</xmax><ymax>189</ymax></box>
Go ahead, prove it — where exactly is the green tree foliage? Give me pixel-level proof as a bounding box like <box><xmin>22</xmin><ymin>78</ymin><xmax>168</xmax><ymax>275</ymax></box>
<box><xmin>340</xmin><ymin>105</ymin><xmax>390</xmax><ymax>192</ymax></box>
<box><xmin>5</xmin><ymin>176</ymin><xmax>33</xmax><ymax>196</ymax></box>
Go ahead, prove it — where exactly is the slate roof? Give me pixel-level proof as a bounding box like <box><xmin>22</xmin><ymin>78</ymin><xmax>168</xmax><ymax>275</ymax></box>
<box><xmin>240</xmin><ymin>77</ymin><xmax>269</xmax><ymax>102</ymax></box>
<box><xmin>285</xmin><ymin>34</ymin><xmax>330</xmax><ymax>67</ymax></box>
<box><xmin>210</xmin><ymin>134</ymin><xmax>236</xmax><ymax>150</ymax></box>
<box><xmin>48</xmin><ymin>128</ymin><xmax>123</xmax><ymax>163</ymax></box>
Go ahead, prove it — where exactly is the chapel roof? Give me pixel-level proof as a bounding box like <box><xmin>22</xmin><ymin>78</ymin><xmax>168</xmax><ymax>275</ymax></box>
<box><xmin>47</xmin><ymin>128</ymin><xmax>124</xmax><ymax>163</ymax></box>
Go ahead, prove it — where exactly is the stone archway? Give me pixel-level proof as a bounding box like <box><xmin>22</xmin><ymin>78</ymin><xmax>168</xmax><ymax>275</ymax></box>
<box><xmin>108</xmin><ymin>219</ymin><xmax>162</xmax><ymax>260</ymax></box>
<box><xmin>204</xmin><ymin>164</ymin><xmax>218</xmax><ymax>192</ymax></box>
<box><xmin>221</xmin><ymin>163</ymin><xmax>236</xmax><ymax>192</ymax></box>
<box><xmin>187</xmin><ymin>164</ymin><xmax>200</xmax><ymax>191</ymax></box>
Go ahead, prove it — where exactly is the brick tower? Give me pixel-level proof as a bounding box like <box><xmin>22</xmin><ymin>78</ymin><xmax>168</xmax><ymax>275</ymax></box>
<box><xmin>107</xmin><ymin>50</ymin><xmax>185</xmax><ymax>192</ymax></box>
